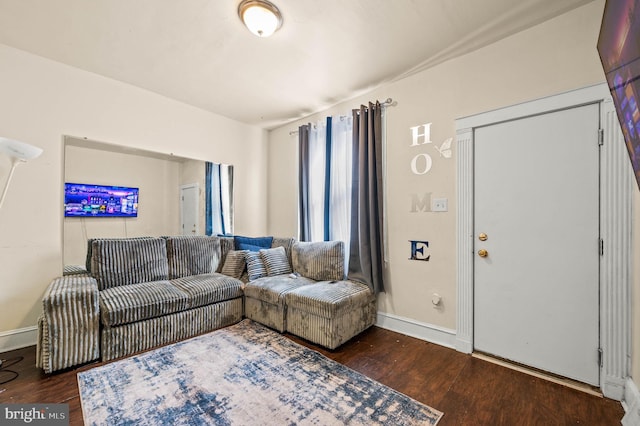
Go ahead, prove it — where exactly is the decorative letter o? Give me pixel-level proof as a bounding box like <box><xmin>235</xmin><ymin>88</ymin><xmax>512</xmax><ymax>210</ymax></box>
<box><xmin>411</xmin><ymin>153</ymin><xmax>432</xmax><ymax>175</ymax></box>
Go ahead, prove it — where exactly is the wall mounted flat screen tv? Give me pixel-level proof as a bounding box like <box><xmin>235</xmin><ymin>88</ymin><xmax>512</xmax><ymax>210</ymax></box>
<box><xmin>64</xmin><ymin>183</ymin><xmax>139</xmax><ymax>218</ymax></box>
<box><xmin>598</xmin><ymin>0</ymin><xmax>640</xmax><ymax>190</ymax></box>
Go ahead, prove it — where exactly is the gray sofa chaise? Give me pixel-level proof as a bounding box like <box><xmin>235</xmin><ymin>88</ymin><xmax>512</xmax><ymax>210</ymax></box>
<box><xmin>37</xmin><ymin>235</ymin><xmax>376</xmax><ymax>373</ymax></box>
<box><xmin>243</xmin><ymin>239</ymin><xmax>377</xmax><ymax>349</ymax></box>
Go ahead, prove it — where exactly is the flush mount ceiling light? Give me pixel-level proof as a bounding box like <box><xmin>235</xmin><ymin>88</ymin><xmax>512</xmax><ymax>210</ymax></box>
<box><xmin>238</xmin><ymin>0</ymin><xmax>283</xmax><ymax>37</ymax></box>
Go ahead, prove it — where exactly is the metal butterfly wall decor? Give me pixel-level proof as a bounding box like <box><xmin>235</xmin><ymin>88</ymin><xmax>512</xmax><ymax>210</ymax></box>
<box><xmin>434</xmin><ymin>137</ymin><xmax>453</xmax><ymax>158</ymax></box>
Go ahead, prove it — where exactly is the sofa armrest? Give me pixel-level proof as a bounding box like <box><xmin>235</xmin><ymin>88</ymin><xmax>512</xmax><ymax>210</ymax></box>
<box><xmin>36</xmin><ymin>276</ymin><xmax>100</xmax><ymax>373</ymax></box>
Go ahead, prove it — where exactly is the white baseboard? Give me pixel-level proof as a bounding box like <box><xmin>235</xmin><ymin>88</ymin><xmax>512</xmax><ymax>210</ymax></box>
<box><xmin>375</xmin><ymin>311</ymin><xmax>456</xmax><ymax>349</ymax></box>
<box><xmin>603</xmin><ymin>374</ymin><xmax>626</xmax><ymax>401</ymax></box>
<box><xmin>455</xmin><ymin>336</ymin><xmax>473</xmax><ymax>354</ymax></box>
<box><xmin>0</xmin><ymin>326</ymin><xmax>37</xmax><ymax>354</ymax></box>
<box><xmin>622</xmin><ymin>377</ymin><xmax>640</xmax><ymax>426</ymax></box>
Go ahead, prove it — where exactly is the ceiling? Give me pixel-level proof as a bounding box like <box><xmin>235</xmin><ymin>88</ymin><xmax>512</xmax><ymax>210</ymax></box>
<box><xmin>0</xmin><ymin>0</ymin><xmax>594</xmax><ymax>129</ymax></box>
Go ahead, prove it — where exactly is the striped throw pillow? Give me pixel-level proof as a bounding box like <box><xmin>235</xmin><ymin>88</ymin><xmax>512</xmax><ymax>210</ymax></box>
<box><xmin>245</xmin><ymin>251</ymin><xmax>267</xmax><ymax>281</ymax></box>
<box><xmin>221</xmin><ymin>250</ymin><xmax>248</xmax><ymax>279</ymax></box>
<box><xmin>260</xmin><ymin>246</ymin><xmax>292</xmax><ymax>276</ymax></box>
<box><xmin>216</xmin><ymin>237</ymin><xmax>235</xmax><ymax>273</ymax></box>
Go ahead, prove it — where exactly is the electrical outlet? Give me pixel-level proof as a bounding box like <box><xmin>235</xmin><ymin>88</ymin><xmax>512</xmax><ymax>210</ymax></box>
<box><xmin>431</xmin><ymin>198</ymin><xmax>448</xmax><ymax>212</ymax></box>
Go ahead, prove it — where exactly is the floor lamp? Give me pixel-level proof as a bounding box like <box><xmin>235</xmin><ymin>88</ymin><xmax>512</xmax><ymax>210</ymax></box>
<box><xmin>0</xmin><ymin>137</ymin><xmax>43</xmax><ymax>211</ymax></box>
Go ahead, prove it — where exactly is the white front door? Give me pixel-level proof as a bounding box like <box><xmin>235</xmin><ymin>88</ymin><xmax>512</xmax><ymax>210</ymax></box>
<box><xmin>473</xmin><ymin>103</ymin><xmax>600</xmax><ymax>385</ymax></box>
<box><xmin>180</xmin><ymin>184</ymin><xmax>199</xmax><ymax>236</ymax></box>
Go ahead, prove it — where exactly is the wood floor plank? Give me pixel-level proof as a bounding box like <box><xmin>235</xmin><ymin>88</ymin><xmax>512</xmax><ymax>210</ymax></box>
<box><xmin>0</xmin><ymin>325</ymin><xmax>625</xmax><ymax>425</ymax></box>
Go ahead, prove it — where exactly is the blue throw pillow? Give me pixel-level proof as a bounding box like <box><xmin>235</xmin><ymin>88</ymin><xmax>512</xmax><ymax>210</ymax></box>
<box><xmin>234</xmin><ymin>235</ymin><xmax>273</xmax><ymax>252</ymax></box>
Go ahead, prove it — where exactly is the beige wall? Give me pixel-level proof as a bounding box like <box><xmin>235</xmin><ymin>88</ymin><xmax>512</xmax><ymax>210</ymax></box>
<box><xmin>63</xmin><ymin>144</ymin><xmax>183</xmax><ymax>266</ymax></box>
<box><xmin>268</xmin><ymin>2</ymin><xmax>607</xmax><ymax>331</ymax></box>
<box><xmin>0</xmin><ymin>43</ymin><xmax>267</xmax><ymax>339</ymax></box>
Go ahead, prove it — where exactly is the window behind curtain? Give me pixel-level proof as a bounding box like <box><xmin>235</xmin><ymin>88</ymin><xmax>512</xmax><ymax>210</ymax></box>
<box><xmin>329</xmin><ymin>116</ymin><xmax>352</xmax><ymax>246</ymax></box>
<box><xmin>300</xmin><ymin>102</ymin><xmax>386</xmax><ymax>294</ymax></box>
<box><xmin>299</xmin><ymin>115</ymin><xmax>353</xmax><ymax>269</ymax></box>
<box><xmin>307</xmin><ymin>120</ymin><xmax>327</xmax><ymax>241</ymax></box>
<box><xmin>206</xmin><ymin>162</ymin><xmax>234</xmax><ymax>235</ymax></box>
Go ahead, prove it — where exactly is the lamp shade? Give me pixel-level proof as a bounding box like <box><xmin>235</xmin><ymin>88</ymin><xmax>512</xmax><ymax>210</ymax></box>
<box><xmin>0</xmin><ymin>136</ymin><xmax>43</xmax><ymax>211</ymax></box>
<box><xmin>238</xmin><ymin>0</ymin><xmax>282</xmax><ymax>37</ymax></box>
<box><xmin>0</xmin><ymin>137</ymin><xmax>43</xmax><ymax>161</ymax></box>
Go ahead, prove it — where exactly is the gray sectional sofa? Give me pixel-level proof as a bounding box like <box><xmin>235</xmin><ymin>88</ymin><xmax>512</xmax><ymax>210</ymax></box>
<box><xmin>37</xmin><ymin>235</ymin><xmax>376</xmax><ymax>373</ymax></box>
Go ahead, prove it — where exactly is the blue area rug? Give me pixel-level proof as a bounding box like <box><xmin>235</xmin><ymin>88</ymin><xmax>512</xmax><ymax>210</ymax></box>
<box><xmin>78</xmin><ymin>319</ymin><xmax>443</xmax><ymax>425</ymax></box>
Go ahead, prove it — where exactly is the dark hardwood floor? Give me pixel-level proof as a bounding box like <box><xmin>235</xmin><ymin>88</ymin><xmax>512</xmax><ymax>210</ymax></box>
<box><xmin>0</xmin><ymin>325</ymin><xmax>625</xmax><ymax>425</ymax></box>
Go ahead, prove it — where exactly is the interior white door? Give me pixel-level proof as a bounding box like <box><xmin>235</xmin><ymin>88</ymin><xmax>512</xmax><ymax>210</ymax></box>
<box><xmin>474</xmin><ymin>104</ymin><xmax>600</xmax><ymax>385</ymax></box>
<box><xmin>180</xmin><ymin>184</ymin><xmax>198</xmax><ymax>236</ymax></box>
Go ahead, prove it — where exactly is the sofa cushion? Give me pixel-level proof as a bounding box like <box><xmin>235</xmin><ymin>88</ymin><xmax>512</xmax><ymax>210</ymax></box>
<box><xmin>244</xmin><ymin>275</ymin><xmax>316</xmax><ymax>305</ymax></box>
<box><xmin>170</xmin><ymin>273</ymin><xmax>243</xmax><ymax>308</ymax></box>
<box><xmin>234</xmin><ymin>235</ymin><xmax>273</xmax><ymax>252</ymax></box>
<box><xmin>221</xmin><ymin>250</ymin><xmax>248</xmax><ymax>279</ymax></box>
<box><xmin>285</xmin><ymin>280</ymin><xmax>374</xmax><ymax>319</ymax></box>
<box><xmin>85</xmin><ymin>236</ymin><xmax>155</xmax><ymax>274</ymax></box>
<box><xmin>246</xmin><ymin>251</ymin><xmax>268</xmax><ymax>281</ymax></box>
<box><xmin>292</xmin><ymin>241</ymin><xmax>345</xmax><ymax>281</ymax></box>
<box><xmin>166</xmin><ymin>236</ymin><xmax>221</xmax><ymax>279</ymax></box>
<box><xmin>91</xmin><ymin>238</ymin><xmax>169</xmax><ymax>290</ymax></box>
<box><xmin>260</xmin><ymin>246</ymin><xmax>292</xmax><ymax>276</ymax></box>
<box><xmin>99</xmin><ymin>280</ymin><xmax>189</xmax><ymax>326</ymax></box>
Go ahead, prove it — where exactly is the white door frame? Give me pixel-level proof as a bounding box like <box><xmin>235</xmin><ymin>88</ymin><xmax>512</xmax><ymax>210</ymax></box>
<box><xmin>180</xmin><ymin>183</ymin><xmax>199</xmax><ymax>235</ymax></box>
<box><xmin>455</xmin><ymin>83</ymin><xmax>633</xmax><ymax>400</ymax></box>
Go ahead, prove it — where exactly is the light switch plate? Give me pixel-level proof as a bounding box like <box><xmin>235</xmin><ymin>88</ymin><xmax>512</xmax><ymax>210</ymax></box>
<box><xmin>432</xmin><ymin>198</ymin><xmax>448</xmax><ymax>212</ymax></box>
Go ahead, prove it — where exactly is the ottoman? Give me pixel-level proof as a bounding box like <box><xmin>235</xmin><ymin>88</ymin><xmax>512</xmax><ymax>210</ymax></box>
<box><xmin>244</xmin><ymin>275</ymin><xmax>316</xmax><ymax>332</ymax></box>
<box><xmin>284</xmin><ymin>280</ymin><xmax>376</xmax><ymax>349</ymax></box>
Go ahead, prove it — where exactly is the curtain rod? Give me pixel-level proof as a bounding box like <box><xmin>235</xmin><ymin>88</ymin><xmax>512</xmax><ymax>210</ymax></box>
<box><xmin>288</xmin><ymin>98</ymin><xmax>396</xmax><ymax>136</ymax></box>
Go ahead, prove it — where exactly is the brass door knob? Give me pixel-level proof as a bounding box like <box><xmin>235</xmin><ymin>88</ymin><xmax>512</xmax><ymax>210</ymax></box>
<box><xmin>478</xmin><ymin>233</ymin><xmax>488</xmax><ymax>241</ymax></box>
<box><xmin>478</xmin><ymin>249</ymin><xmax>488</xmax><ymax>258</ymax></box>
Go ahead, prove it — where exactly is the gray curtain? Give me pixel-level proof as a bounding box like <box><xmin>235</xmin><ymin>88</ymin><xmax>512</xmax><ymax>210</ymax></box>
<box><xmin>348</xmin><ymin>102</ymin><xmax>385</xmax><ymax>294</ymax></box>
<box><xmin>298</xmin><ymin>124</ymin><xmax>312</xmax><ymax>241</ymax></box>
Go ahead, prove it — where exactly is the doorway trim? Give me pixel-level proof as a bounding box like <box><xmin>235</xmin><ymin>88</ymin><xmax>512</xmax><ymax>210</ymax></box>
<box><xmin>454</xmin><ymin>83</ymin><xmax>633</xmax><ymax>400</ymax></box>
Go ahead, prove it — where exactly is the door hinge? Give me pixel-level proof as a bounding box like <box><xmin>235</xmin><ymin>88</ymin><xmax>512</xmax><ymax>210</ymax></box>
<box><xmin>599</xmin><ymin>238</ymin><xmax>604</xmax><ymax>256</ymax></box>
<box><xmin>598</xmin><ymin>129</ymin><xmax>604</xmax><ymax>146</ymax></box>
<box><xmin>598</xmin><ymin>348</ymin><xmax>603</xmax><ymax>367</ymax></box>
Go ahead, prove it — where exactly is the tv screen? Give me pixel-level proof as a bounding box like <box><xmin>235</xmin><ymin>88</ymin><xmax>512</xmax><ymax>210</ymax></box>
<box><xmin>598</xmin><ymin>0</ymin><xmax>640</xmax><ymax>190</ymax></box>
<box><xmin>64</xmin><ymin>183</ymin><xmax>139</xmax><ymax>218</ymax></box>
